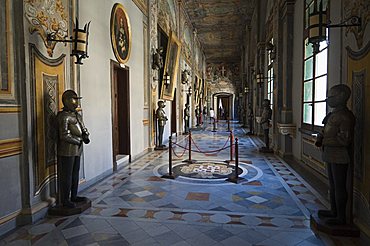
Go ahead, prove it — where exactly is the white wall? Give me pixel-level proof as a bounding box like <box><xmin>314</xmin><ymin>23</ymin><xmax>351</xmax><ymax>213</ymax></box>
<box><xmin>79</xmin><ymin>0</ymin><xmax>146</xmax><ymax>180</ymax></box>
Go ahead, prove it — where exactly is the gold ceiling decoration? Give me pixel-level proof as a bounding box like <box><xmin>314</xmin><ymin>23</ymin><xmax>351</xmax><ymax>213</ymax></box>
<box><xmin>183</xmin><ymin>0</ymin><xmax>255</xmax><ymax>64</ymax></box>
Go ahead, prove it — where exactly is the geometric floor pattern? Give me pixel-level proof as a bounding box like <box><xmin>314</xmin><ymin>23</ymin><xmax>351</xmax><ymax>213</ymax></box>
<box><xmin>0</xmin><ymin>122</ymin><xmax>362</xmax><ymax>245</ymax></box>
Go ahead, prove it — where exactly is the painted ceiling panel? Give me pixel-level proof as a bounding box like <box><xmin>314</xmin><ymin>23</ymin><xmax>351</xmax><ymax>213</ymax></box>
<box><xmin>183</xmin><ymin>0</ymin><xmax>255</xmax><ymax>63</ymax></box>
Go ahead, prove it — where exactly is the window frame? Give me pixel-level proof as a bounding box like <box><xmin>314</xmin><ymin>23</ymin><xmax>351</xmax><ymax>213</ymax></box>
<box><xmin>301</xmin><ymin>0</ymin><xmax>329</xmax><ymax>132</ymax></box>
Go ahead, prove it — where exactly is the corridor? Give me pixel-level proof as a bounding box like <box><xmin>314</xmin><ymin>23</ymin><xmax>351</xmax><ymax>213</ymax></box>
<box><xmin>0</xmin><ymin>123</ymin><xmax>361</xmax><ymax>246</ymax></box>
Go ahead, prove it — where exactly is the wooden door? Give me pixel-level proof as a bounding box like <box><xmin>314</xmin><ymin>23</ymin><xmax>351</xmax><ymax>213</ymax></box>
<box><xmin>111</xmin><ymin>61</ymin><xmax>131</xmax><ymax>170</ymax></box>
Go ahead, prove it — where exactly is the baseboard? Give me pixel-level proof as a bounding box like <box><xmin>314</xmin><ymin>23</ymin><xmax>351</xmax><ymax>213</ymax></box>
<box><xmin>131</xmin><ymin>148</ymin><xmax>151</xmax><ymax>163</ymax></box>
<box><xmin>78</xmin><ymin>168</ymin><xmax>113</xmax><ymax>192</ymax></box>
<box><xmin>0</xmin><ymin>216</ymin><xmax>17</xmax><ymax>237</ymax></box>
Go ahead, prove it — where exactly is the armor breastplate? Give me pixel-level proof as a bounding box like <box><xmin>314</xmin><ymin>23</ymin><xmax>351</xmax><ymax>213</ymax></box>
<box><xmin>157</xmin><ymin>109</ymin><xmax>167</xmax><ymax>126</ymax></box>
<box><xmin>322</xmin><ymin>108</ymin><xmax>355</xmax><ymax>164</ymax></box>
<box><xmin>57</xmin><ymin>110</ymin><xmax>84</xmax><ymax>156</ymax></box>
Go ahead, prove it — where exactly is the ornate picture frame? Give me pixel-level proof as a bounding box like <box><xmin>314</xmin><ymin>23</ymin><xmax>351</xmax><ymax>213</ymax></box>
<box><xmin>0</xmin><ymin>0</ymin><xmax>17</xmax><ymax>107</ymax></box>
<box><xmin>160</xmin><ymin>32</ymin><xmax>181</xmax><ymax>101</ymax></box>
<box><xmin>194</xmin><ymin>75</ymin><xmax>200</xmax><ymax>106</ymax></box>
<box><xmin>110</xmin><ymin>3</ymin><xmax>131</xmax><ymax>64</ymax></box>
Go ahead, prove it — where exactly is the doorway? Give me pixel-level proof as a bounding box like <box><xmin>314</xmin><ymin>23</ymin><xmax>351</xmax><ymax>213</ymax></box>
<box><xmin>171</xmin><ymin>89</ymin><xmax>177</xmax><ymax>135</ymax></box>
<box><xmin>111</xmin><ymin>61</ymin><xmax>131</xmax><ymax>171</ymax></box>
<box><xmin>217</xmin><ymin>95</ymin><xmax>230</xmax><ymax>120</ymax></box>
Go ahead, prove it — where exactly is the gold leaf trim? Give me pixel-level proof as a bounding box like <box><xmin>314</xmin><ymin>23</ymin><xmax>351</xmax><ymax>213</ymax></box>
<box><xmin>0</xmin><ymin>107</ymin><xmax>21</xmax><ymax>113</ymax></box>
<box><xmin>0</xmin><ymin>210</ymin><xmax>21</xmax><ymax>225</ymax></box>
<box><xmin>0</xmin><ymin>138</ymin><xmax>22</xmax><ymax>158</ymax></box>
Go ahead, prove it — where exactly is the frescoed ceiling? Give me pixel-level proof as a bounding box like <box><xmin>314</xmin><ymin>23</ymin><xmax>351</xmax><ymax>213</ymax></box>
<box><xmin>183</xmin><ymin>0</ymin><xmax>255</xmax><ymax>64</ymax></box>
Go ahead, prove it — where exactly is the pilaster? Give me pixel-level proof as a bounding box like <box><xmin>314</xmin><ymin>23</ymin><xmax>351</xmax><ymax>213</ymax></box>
<box><xmin>276</xmin><ymin>0</ymin><xmax>296</xmax><ymax>156</ymax></box>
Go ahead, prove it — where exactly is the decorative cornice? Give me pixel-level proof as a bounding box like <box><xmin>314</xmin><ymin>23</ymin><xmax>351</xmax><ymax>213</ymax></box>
<box><xmin>344</xmin><ymin>0</ymin><xmax>370</xmax><ymax>49</ymax></box>
<box><xmin>132</xmin><ymin>0</ymin><xmax>149</xmax><ymax>16</ymax></box>
<box><xmin>277</xmin><ymin>123</ymin><xmax>296</xmax><ymax>138</ymax></box>
<box><xmin>0</xmin><ymin>138</ymin><xmax>22</xmax><ymax>158</ymax></box>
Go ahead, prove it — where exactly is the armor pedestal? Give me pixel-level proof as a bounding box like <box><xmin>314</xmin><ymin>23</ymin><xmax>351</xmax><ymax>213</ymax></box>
<box><xmin>310</xmin><ymin>213</ymin><xmax>360</xmax><ymax>237</ymax></box>
<box><xmin>259</xmin><ymin>147</ymin><xmax>273</xmax><ymax>153</ymax></box>
<box><xmin>154</xmin><ymin>145</ymin><xmax>168</xmax><ymax>150</ymax></box>
<box><xmin>49</xmin><ymin>199</ymin><xmax>91</xmax><ymax>216</ymax></box>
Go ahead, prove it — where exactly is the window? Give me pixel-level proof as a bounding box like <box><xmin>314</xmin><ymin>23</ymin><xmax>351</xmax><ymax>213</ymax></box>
<box><xmin>267</xmin><ymin>38</ymin><xmax>274</xmax><ymax>105</ymax></box>
<box><xmin>302</xmin><ymin>0</ymin><xmax>328</xmax><ymax>129</ymax></box>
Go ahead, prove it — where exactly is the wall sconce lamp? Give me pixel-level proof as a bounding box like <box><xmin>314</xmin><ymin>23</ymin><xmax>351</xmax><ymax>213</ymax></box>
<box><xmin>163</xmin><ymin>72</ymin><xmax>170</xmax><ymax>87</ymax></box>
<box><xmin>187</xmin><ymin>86</ymin><xmax>192</xmax><ymax>96</ymax></box>
<box><xmin>256</xmin><ymin>72</ymin><xmax>274</xmax><ymax>84</ymax></box>
<box><xmin>47</xmin><ymin>19</ymin><xmax>91</xmax><ymax>65</ymax></box>
<box><xmin>244</xmin><ymin>87</ymin><xmax>250</xmax><ymax>93</ymax></box>
<box><xmin>308</xmin><ymin>1</ymin><xmax>361</xmax><ymax>54</ymax></box>
<box><xmin>266</xmin><ymin>42</ymin><xmax>276</xmax><ymax>61</ymax></box>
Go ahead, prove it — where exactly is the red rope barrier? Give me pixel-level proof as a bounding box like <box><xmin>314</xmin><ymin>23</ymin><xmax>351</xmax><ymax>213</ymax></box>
<box><xmin>170</xmin><ymin>132</ymin><xmax>233</xmax><ymax>157</ymax></box>
<box><xmin>190</xmin><ymin>144</ymin><xmax>231</xmax><ymax>154</ymax></box>
<box><xmin>190</xmin><ymin>135</ymin><xmax>231</xmax><ymax>156</ymax></box>
<box><xmin>172</xmin><ymin>140</ymin><xmax>188</xmax><ymax>158</ymax></box>
<box><xmin>171</xmin><ymin>134</ymin><xmax>189</xmax><ymax>145</ymax></box>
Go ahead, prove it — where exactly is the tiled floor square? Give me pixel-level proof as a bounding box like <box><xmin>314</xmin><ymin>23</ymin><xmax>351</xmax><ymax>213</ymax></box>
<box><xmin>185</xmin><ymin>192</ymin><xmax>210</xmax><ymax>201</ymax></box>
<box><xmin>246</xmin><ymin>195</ymin><xmax>268</xmax><ymax>204</ymax></box>
<box><xmin>147</xmin><ymin>176</ymin><xmax>165</xmax><ymax>181</ymax></box>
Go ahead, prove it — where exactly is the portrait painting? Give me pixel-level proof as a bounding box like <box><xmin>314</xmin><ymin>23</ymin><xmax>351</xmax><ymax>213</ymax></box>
<box><xmin>160</xmin><ymin>32</ymin><xmax>181</xmax><ymax>101</ymax></box>
<box><xmin>110</xmin><ymin>3</ymin><xmax>131</xmax><ymax>64</ymax></box>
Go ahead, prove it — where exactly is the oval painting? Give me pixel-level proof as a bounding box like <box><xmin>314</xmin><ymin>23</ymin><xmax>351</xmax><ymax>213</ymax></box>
<box><xmin>110</xmin><ymin>3</ymin><xmax>131</xmax><ymax>64</ymax></box>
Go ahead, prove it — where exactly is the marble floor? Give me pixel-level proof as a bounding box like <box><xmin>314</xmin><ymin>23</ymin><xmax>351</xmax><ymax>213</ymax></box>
<box><xmin>0</xmin><ymin>122</ymin><xmax>362</xmax><ymax>245</ymax></box>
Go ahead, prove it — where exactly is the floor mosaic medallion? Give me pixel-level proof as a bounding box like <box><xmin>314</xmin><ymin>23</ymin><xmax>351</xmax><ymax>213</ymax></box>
<box><xmin>154</xmin><ymin>161</ymin><xmax>263</xmax><ymax>185</ymax></box>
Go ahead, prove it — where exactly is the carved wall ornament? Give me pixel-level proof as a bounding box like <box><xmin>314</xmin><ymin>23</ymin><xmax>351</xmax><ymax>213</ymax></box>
<box><xmin>24</xmin><ymin>0</ymin><xmax>68</xmax><ymax>57</ymax></box>
<box><xmin>206</xmin><ymin>63</ymin><xmax>240</xmax><ymax>83</ymax></box>
<box><xmin>277</xmin><ymin>123</ymin><xmax>296</xmax><ymax>138</ymax></box>
<box><xmin>132</xmin><ymin>0</ymin><xmax>149</xmax><ymax>16</ymax></box>
<box><xmin>150</xmin><ymin>0</ymin><xmax>159</xmax><ymax>90</ymax></box>
<box><xmin>344</xmin><ymin>0</ymin><xmax>370</xmax><ymax>49</ymax></box>
<box><xmin>158</xmin><ymin>0</ymin><xmax>177</xmax><ymax>35</ymax></box>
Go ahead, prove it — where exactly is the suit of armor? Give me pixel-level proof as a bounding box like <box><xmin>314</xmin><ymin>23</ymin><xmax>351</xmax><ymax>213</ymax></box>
<box><xmin>195</xmin><ymin>106</ymin><xmax>200</xmax><ymax>126</ymax></box>
<box><xmin>260</xmin><ymin>99</ymin><xmax>272</xmax><ymax>149</ymax></box>
<box><xmin>321</xmin><ymin>107</ymin><xmax>355</xmax><ymax>164</ymax></box>
<box><xmin>57</xmin><ymin>90</ymin><xmax>90</xmax><ymax>208</ymax></box>
<box><xmin>316</xmin><ymin>84</ymin><xmax>355</xmax><ymax>225</ymax></box>
<box><xmin>156</xmin><ymin>101</ymin><xmax>167</xmax><ymax>147</ymax></box>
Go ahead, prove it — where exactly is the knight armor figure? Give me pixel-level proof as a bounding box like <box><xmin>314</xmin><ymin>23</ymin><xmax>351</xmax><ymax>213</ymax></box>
<box><xmin>57</xmin><ymin>90</ymin><xmax>90</xmax><ymax>208</ymax></box>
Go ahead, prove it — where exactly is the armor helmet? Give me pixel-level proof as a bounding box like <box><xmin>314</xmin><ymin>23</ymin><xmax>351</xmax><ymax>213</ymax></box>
<box><xmin>327</xmin><ymin>84</ymin><xmax>351</xmax><ymax>108</ymax></box>
<box><xmin>157</xmin><ymin>100</ymin><xmax>165</xmax><ymax>108</ymax></box>
<box><xmin>62</xmin><ymin>90</ymin><xmax>82</xmax><ymax>111</ymax></box>
<box><xmin>262</xmin><ymin>99</ymin><xmax>270</xmax><ymax>107</ymax></box>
